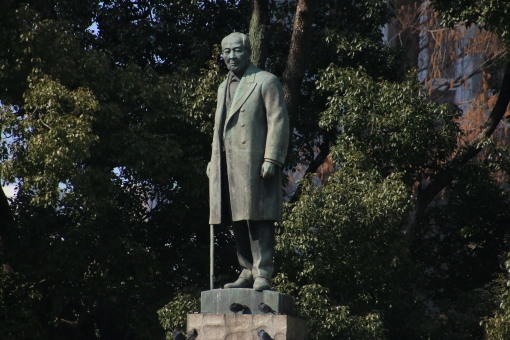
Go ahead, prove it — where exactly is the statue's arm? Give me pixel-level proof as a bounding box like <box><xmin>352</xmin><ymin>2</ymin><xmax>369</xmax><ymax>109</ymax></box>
<box><xmin>261</xmin><ymin>75</ymin><xmax>290</xmax><ymax>167</ymax></box>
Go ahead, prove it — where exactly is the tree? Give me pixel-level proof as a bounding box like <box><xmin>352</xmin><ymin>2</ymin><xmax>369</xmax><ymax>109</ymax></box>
<box><xmin>2</xmin><ymin>0</ymin><xmax>510</xmax><ymax>339</ymax></box>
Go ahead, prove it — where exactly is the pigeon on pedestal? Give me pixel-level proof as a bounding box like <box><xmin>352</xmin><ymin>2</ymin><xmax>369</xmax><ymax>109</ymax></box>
<box><xmin>229</xmin><ymin>302</ymin><xmax>246</xmax><ymax>314</ymax></box>
<box><xmin>257</xmin><ymin>329</ymin><xmax>273</xmax><ymax>340</ymax></box>
<box><xmin>258</xmin><ymin>302</ymin><xmax>275</xmax><ymax>315</ymax></box>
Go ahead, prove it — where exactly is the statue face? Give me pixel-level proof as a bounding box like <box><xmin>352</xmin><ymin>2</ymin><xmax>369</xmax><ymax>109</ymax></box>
<box><xmin>222</xmin><ymin>36</ymin><xmax>250</xmax><ymax>75</ymax></box>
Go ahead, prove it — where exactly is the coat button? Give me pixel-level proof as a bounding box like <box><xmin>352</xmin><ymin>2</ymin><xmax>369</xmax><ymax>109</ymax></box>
<box><xmin>241</xmin><ymin>140</ymin><xmax>246</xmax><ymax>144</ymax></box>
<box><xmin>241</xmin><ymin>108</ymin><xmax>245</xmax><ymax>112</ymax></box>
<box><xmin>241</xmin><ymin>123</ymin><xmax>245</xmax><ymax>127</ymax></box>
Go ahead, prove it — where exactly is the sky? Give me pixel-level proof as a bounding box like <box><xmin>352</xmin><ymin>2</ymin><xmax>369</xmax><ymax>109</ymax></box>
<box><xmin>2</xmin><ymin>185</ymin><xmax>16</xmax><ymax>199</ymax></box>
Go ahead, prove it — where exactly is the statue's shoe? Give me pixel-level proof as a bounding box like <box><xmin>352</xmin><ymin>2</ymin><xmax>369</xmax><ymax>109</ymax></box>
<box><xmin>224</xmin><ymin>277</ymin><xmax>253</xmax><ymax>289</ymax></box>
<box><xmin>253</xmin><ymin>277</ymin><xmax>271</xmax><ymax>291</ymax></box>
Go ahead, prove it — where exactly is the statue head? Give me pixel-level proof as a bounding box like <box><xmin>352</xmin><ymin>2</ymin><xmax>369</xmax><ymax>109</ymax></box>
<box><xmin>221</xmin><ymin>32</ymin><xmax>251</xmax><ymax>76</ymax></box>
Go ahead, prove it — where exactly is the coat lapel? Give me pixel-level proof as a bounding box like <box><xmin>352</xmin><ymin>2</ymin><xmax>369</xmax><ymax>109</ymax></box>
<box><xmin>224</xmin><ymin>64</ymin><xmax>257</xmax><ymax>134</ymax></box>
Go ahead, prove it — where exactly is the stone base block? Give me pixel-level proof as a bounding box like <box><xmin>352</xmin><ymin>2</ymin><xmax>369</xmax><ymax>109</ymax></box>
<box><xmin>201</xmin><ymin>289</ymin><xmax>294</xmax><ymax>316</ymax></box>
<box><xmin>187</xmin><ymin>314</ymin><xmax>307</xmax><ymax>340</ymax></box>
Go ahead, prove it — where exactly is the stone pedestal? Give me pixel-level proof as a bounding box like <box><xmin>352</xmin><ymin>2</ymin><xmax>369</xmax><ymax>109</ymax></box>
<box><xmin>187</xmin><ymin>289</ymin><xmax>307</xmax><ymax>339</ymax></box>
<box><xmin>201</xmin><ymin>289</ymin><xmax>294</xmax><ymax>316</ymax></box>
<box><xmin>187</xmin><ymin>314</ymin><xmax>307</xmax><ymax>340</ymax></box>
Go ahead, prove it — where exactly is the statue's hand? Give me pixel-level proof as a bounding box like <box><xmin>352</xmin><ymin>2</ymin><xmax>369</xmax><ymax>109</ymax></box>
<box><xmin>260</xmin><ymin>161</ymin><xmax>276</xmax><ymax>179</ymax></box>
<box><xmin>206</xmin><ymin>162</ymin><xmax>211</xmax><ymax>178</ymax></box>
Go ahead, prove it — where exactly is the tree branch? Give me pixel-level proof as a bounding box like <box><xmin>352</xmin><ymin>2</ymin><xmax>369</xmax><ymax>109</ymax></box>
<box><xmin>289</xmin><ymin>135</ymin><xmax>330</xmax><ymax>203</ymax></box>
<box><xmin>452</xmin><ymin>60</ymin><xmax>510</xmax><ymax>164</ymax></box>
<box><xmin>57</xmin><ymin>301</ymin><xmax>88</xmax><ymax>329</ymax></box>
<box><xmin>403</xmin><ymin>60</ymin><xmax>510</xmax><ymax>234</ymax></box>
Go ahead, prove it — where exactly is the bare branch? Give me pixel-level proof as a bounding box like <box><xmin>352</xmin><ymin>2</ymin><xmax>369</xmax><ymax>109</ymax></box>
<box><xmin>40</xmin><ymin>120</ymin><xmax>52</xmax><ymax>130</ymax></box>
<box><xmin>289</xmin><ymin>135</ymin><xmax>330</xmax><ymax>203</ymax></box>
<box><xmin>452</xmin><ymin>60</ymin><xmax>510</xmax><ymax>164</ymax></box>
<box><xmin>57</xmin><ymin>301</ymin><xmax>88</xmax><ymax>329</ymax></box>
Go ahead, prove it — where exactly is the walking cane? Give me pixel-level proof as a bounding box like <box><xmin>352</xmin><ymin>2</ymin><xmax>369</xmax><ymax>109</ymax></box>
<box><xmin>210</xmin><ymin>224</ymin><xmax>214</xmax><ymax>290</ymax></box>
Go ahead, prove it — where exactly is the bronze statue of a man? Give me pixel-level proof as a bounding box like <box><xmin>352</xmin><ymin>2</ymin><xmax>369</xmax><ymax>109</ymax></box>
<box><xmin>207</xmin><ymin>32</ymin><xmax>290</xmax><ymax>290</ymax></box>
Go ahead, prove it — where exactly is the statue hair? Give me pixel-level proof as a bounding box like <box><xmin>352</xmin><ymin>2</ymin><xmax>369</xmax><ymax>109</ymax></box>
<box><xmin>222</xmin><ymin>32</ymin><xmax>251</xmax><ymax>55</ymax></box>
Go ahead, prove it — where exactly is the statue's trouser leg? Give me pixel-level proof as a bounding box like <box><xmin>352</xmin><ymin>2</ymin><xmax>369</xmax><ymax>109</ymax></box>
<box><xmin>232</xmin><ymin>220</ymin><xmax>254</xmax><ymax>282</ymax></box>
<box><xmin>247</xmin><ymin>220</ymin><xmax>275</xmax><ymax>281</ymax></box>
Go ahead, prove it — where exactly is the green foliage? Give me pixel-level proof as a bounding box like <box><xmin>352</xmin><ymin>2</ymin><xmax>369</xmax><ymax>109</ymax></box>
<box><xmin>318</xmin><ymin>66</ymin><xmax>461</xmax><ymax>185</ymax></box>
<box><xmin>157</xmin><ymin>292</ymin><xmax>200</xmax><ymax>340</ymax></box>
<box><xmin>0</xmin><ymin>265</ymin><xmax>45</xmax><ymax>340</ymax></box>
<box><xmin>412</xmin><ymin>162</ymin><xmax>510</xmax><ymax>339</ymax></box>
<box><xmin>275</xmin><ymin>166</ymin><xmax>411</xmax><ymax>339</ymax></box>
<box><xmin>177</xmin><ymin>45</ymin><xmax>225</xmax><ymax>135</ymax></box>
<box><xmin>1</xmin><ymin>76</ymin><xmax>99</xmax><ymax>206</ymax></box>
<box><xmin>296</xmin><ymin>284</ymin><xmax>384</xmax><ymax>339</ymax></box>
<box><xmin>483</xmin><ymin>258</ymin><xmax>510</xmax><ymax>340</ymax></box>
<box><xmin>430</xmin><ymin>0</ymin><xmax>510</xmax><ymax>47</ymax></box>
<box><xmin>278</xmin><ymin>168</ymin><xmax>411</xmax><ymax>298</ymax></box>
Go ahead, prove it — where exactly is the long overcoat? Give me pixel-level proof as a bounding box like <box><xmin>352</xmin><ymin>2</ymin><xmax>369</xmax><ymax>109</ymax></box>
<box><xmin>208</xmin><ymin>63</ymin><xmax>290</xmax><ymax>225</ymax></box>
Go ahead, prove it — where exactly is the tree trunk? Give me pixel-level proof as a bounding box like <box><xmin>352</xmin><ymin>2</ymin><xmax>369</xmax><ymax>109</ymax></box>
<box><xmin>280</xmin><ymin>0</ymin><xmax>320</xmax><ymax>204</ymax></box>
<box><xmin>281</xmin><ymin>0</ymin><xmax>317</xmax><ymax>118</ymax></box>
<box><xmin>248</xmin><ymin>0</ymin><xmax>270</xmax><ymax>69</ymax></box>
